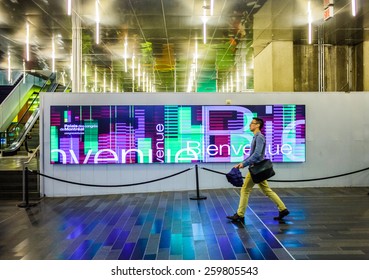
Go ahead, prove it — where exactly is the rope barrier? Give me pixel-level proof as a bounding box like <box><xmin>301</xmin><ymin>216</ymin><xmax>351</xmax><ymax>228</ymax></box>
<box><xmin>200</xmin><ymin>166</ymin><xmax>369</xmax><ymax>183</ymax></box>
<box><xmin>28</xmin><ymin>167</ymin><xmax>193</xmax><ymax>187</ymax></box>
<box><xmin>26</xmin><ymin>164</ymin><xmax>369</xmax><ymax>189</ymax></box>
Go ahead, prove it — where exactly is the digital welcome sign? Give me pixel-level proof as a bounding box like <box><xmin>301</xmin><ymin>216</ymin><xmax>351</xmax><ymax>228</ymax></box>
<box><xmin>50</xmin><ymin>105</ymin><xmax>305</xmax><ymax>164</ymax></box>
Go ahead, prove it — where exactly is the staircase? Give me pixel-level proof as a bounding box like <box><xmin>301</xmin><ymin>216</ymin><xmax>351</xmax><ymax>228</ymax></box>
<box><xmin>0</xmin><ymin>169</ymin><xmax>39</xmax><ymax>200</ymax></box>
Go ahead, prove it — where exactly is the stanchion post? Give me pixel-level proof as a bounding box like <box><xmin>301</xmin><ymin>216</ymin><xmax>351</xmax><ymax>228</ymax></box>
<box><xmin>25</xmin><ymin>167</ymin><xmax>29</xmax><ymax>206</ymax></box>
<box><xmin>190</xmin><ymin>164</ymin><xmax>207</xmax><ymax>200</ymax></box>
<box><xmin>18</xmin><ymin>167</ymin><xmax>38</xmax><ymax>208</ymax></box>
<box><xmin>22</xmin><ymin>162</ymin><xmax>26</xmax><ymax>203</ymax></box>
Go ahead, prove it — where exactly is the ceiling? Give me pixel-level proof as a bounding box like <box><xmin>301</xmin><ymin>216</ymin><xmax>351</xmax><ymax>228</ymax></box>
<box><xmin>1</xmin><ymin>0</ymin><xmax>369</xmax><ymax>92</ymax></box>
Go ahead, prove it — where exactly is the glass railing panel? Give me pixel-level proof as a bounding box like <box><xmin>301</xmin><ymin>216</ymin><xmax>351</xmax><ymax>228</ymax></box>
<box><xmin>0</xmin><ymin>70</ymin><xmax>23</xmax><ymax>86</ymax></box>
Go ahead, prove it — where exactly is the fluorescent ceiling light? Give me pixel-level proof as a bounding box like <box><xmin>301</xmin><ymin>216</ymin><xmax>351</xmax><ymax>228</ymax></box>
<box><xmin>352</xmin><ymin>0</ymin><xmax>357</xmax><ymax>16</ymax></box>
<box><xmin>52</xmin><ymin>36</ymin><xmax>55</xmax><ymax>72</ymax></box>
<box><xmin>308</xmin><ymin>1</ymin><xmax>312</xmax><ymax>44</ymax></box>
<box><xmin>26</xmin><ymin>23</ymin><xmax>30</xmax><ymax>61</ymax></box>
<box><xmin>67</xmin><ymin>0</ymin><xmax>72</xmax><ymax>16</ymax></box>
<box><xmin>95</xmin><ymin>0</ymin><xmax>100</xmax><ymax>44</ymax></box>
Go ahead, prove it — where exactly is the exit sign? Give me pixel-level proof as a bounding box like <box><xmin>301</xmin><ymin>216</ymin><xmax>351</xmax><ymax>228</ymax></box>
<box><xmin>324</xmin><ymin>5</ymin><xmax>334</xmax><ymax>21</ymax></box>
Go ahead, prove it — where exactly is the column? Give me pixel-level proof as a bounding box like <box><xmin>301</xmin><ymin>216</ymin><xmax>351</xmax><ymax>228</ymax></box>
<box><xmin>363</xmin><ymin>41</ymin><xmax>369</xmax><ymax>91</ymax></box>
<box><xmin>71</xmin><ymin>0</ymin><xmax>82</xmax><ymax>92</ymax></box>
<box><xmin>254</xmin><ymin>41</ymin><xmax>294</xmax><ymax>92</ymax></box>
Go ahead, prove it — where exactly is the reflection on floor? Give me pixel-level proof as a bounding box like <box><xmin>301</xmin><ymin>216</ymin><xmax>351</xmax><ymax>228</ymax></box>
<box><xmin>0</xmin><ymin>187</ymin><xmax>369</xmax><ymax>260</ymax></box>
<box><xmin>0</xmin><ymin>155</ymin><xmax>36</xmax><ymax>171</ymax></box>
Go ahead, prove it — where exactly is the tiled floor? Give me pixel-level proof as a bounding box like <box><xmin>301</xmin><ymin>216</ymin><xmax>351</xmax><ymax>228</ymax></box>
<box><xmin>0</xmin><ymin>154</ymin><xmax>38</xmax><ymax>171</ymax></box>
<box><xmin>1</xmin><ymin>186</ymin><xmax>369</xmax><ymax>260</ymax></box>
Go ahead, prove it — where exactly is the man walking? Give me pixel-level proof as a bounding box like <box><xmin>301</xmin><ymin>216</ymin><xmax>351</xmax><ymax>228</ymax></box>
<box><xmin>226</xmin><ymin>117</ymin><xmax>290</xmax><ymax>222</ymax></box>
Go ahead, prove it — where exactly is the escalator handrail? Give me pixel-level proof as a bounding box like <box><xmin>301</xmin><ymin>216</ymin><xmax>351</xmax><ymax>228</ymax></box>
<box><xmin>1</xmin><ymin>73</ymin><xmax>36</xmax><ymax>105</ymax></box>
<box><xmin>6</xmin><ymin>91</ymin><xmax>40</xmax><ymax>134</ymax></box>
<box><xmin>0</xmin><ymin>71</ymin><xmax>23</xmax><ymax>87</ymax></box>
<box><xmin>2</xmin><ymin>108</ymin><xmax>40</xmax><ymax>153</ymax></box>
<box><xmin>12</xmin><ymin>73</ymin><xmax>24</xmax><ymax>87</ymax></box>
<box><xmin>4</xmin><ymin>72</ymin><xmax>56</xmax><ymax>135</ymax></box>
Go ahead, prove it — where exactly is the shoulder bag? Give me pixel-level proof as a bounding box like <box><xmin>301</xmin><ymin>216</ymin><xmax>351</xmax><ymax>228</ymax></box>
<box><xmin>248</xmin><ymin>159</ymin><xmax>275</xmax><ymax>183</ymax></box>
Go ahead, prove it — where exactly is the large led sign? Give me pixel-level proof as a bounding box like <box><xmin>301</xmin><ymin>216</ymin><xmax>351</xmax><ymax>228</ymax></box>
<box><xmin>50</xmin><ymin>105</ymin><xmax>305</xmax><ymax>164</ymax></box>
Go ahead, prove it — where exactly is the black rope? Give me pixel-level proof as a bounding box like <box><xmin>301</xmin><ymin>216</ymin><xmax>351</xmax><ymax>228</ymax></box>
<box><xmin>201</xmin><ymin>167</ymin><xmax>226</xmax><ymax>176</ymax></box>
<box><xmin>200</xmin><ymin>166</ymin><xmax>369</xmax><ymax>183</ymax></box>
<box><xmin>27</xmin><ymin>165</ymin><xmax>369</xmax><ymax>188</ymax></box>
<box><xmin>28</xmin><ymin>167</ymin><xmax>193</xmax><ymax>187</ymax></box>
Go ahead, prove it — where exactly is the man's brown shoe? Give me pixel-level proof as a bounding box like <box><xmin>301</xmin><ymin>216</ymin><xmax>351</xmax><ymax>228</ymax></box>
<box><xmin>273</xmin><ymin>209</ymin><xmax>290</xmax><ymax>220</ymax></box>
<box><xmin>226</xmin><ymin>213</ymin><xmax>245</xmax><ymax>222</ymax></box>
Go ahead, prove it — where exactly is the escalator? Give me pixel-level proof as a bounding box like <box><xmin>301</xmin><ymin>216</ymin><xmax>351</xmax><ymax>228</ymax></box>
<box><xmin>0</xmin><ymin>71</ymin><xmax>70</xmax><ymax>199</ymax></box>
<box><xmin>1</xmin><ymin>90</ymin><xmax>41</xmax><ymax>156</ymax></box>
<box><xmin>0</xmin><ymin>71</ymin><xmax>69</xmax><ymax>156</ymax></box>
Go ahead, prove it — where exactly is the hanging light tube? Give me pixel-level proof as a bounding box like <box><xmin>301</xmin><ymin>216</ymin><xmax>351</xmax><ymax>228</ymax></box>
<box><xmin>146</xmin><ymin>74</ymin><xmax>149</xmax><ymax>92</ymax></box>
<box><xmin>132</xmin><ymin>53</ymin><xmax>135</xmax><ymax>82</ymax></box>
<box><xmin>103</xmin><ymin>70</ymin><xmax>106</xmax><ymax>92</ymax></box>
<box><xmin>202</xmin><ymin>1</ymin><xmax>208</xmax><ymax>44</ymax></box>
<box><xmin>94</xmin><ymin>66</ymin><xmax>98</xmax><ymax>91</ymax></box>
<box><xmin>132</xmin><ymin>53</ymin><xmax>135</xmax><ymax>92</ymax></box>
<box><xmin>26</xmin><ymin>23</ymin><xmax>30</xmax><ymax>61</ymax></box>
<box><xmin>95</xmin><ymin>0</ymin><xmax>100</xmax><ymax>44</ymax></box>
<box><xmin>110</xmin><ymin>69</ymin><xmax>113</xmax><ymax>92</ymax></box>
<box><xmin>67</xmin><ymin>0</ymin><xmax>72</xmax><ymax>16</ymax></box>
<box><xmin>243</xmin><ymin>61</ymin><xmax>247</xmax><ymax>89</ymax></box>
<box><xmin>61</xmin><ymin>71</ymin><xmax>66</xmax><ymax>86</ymax></box>
<box><xmin>7</xmin><ymin>51</ymin><xmax>11</xmax><ymax>83</ymax></box>
<box><xmin>124</xmin><ymin>36</ymin><xmax>128</xmax><ymax>72</ymax></box>
<box><xmin>84</xmin><ymin>63</ymin><xmax>87</xmax><ymax>92</ymax></box>
<box><xmin>23</xmin><ymin>60</ymin><xmax>26</xmax><ymax>84</ymax></box>
<box><xmin>153</xmin><ymin>73</ymin><xmax>156</xmax><ymax>92</ymax></box>
<box><xmin>70</xmin><ymin>54</ymin><xmax>73</xmax><ymax>81</ymax></box>
<box><xmin>52</xmin><ymin>36</ymin><xmax>56</xmax><ymax>72</ymax></box>
<box><xmin>230</xmin><ymin>73</ymin><xmax>233</xmax><ymax>92</ymax></box>
<box><xmin>352</xmin><ymin>0</ymin><xmax>357</xmax><ymax>16</ymax></box>
<box><xmin>210</xmin><ymin>0</ymin><xmax>214</xmax><ymax>16</ymax></box>
<box><xmin>236</xmin><ymin>70</ymin><xmax>240</xmax><ymax>92</ymax></box>
<box><xmin>203</xmin><ymin>21</ymin><xmax>207</xmax><ymax>44</ymax></box>
<box><xmin>138</xmin><ymin>60</ymin><xmax>141</xmax><ymax>87</ymax></box>
<box><xmin>194</xmin><ymin>40</ymin><xmax>198</xmax><ymax>72</ymax></box>
<box><xmin>187</xmin><ymin>70</ymin><xmax>193</xmax><ymax>92</ymax></box>
<box><xmin>142</xmin><ymin>71</ymin><xmax>146</xmax><ymax>91</ymax></box>
<box><xmin>308</xmin><ymin>1</ymin><xmax>312</xmax><ymax>44</ymax></box>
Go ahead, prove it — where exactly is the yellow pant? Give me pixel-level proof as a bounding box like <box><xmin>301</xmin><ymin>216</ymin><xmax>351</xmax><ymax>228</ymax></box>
<box><xmin>237</xmin><ymin>172</ymin><xmax>287</xmax><ymax>217</ymax></box>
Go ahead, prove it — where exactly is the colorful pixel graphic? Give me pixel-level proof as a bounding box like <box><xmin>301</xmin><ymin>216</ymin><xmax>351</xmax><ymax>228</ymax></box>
<box><xmin>50</xmin><ymin>105</ymin><xmax>305</xmax><ymax>164</ymax></box>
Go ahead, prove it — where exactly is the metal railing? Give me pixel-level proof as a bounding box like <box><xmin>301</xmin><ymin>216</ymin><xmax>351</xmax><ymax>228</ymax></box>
<box><xmin>18</xmin><ymin>145</ymin><xmax>40</xmax><ymax>208</ymax></box>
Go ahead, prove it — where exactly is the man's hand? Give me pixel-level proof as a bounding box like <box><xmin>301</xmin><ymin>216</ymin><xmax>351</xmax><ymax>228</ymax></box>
<box><xmin>234</xmin><ymin>163</ymin><xmax>244</xmax><ymax>169</ymax></box>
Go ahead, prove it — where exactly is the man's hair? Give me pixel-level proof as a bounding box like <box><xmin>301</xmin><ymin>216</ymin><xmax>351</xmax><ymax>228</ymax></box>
<box><xmin>253</xmin><ymin>117</ymin><xmax>264</xmax><ymax>129</ymax></box>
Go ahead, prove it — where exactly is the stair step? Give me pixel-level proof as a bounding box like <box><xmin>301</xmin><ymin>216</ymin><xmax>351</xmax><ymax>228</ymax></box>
<box><xmin>0</xmin><ymin>192</ymin><xmax>41</xmax><ymax>200</ymax></box>
<box><xmin>0</xmin><ymin>170</ymin><xmax>39</xmax><ymax>200</ymax></box>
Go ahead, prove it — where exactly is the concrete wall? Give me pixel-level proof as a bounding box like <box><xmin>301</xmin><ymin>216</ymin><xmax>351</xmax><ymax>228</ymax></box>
<box><xmin>293</xmin><ymin>45</ymin><xmax>319</xmax><ymax>92</ymax></box>
<box><xmin>254</xmin><ymin>41</ymin><xmax>294</xmax><ymax>92</ymax></box>
<box><xmin>39</xmin><ymin>92</ymin><xmax>369</xmax><ymax>197</ymax></box>
<box><xmin>364</xmin><ymin>41</ymin><xmax>369</xmax><ymax>91</ymax></box>
<box><xmin>254</xmin><ymin>43</ymin><xmax>273</xmax><ymax>91</ymax></box>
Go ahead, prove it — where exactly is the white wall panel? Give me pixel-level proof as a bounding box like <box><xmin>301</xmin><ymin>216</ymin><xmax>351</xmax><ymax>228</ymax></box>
<box><xmin>39</xmin><ymin>92</ymin><xmax>369</xmax><ymax>197</ymax></box>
